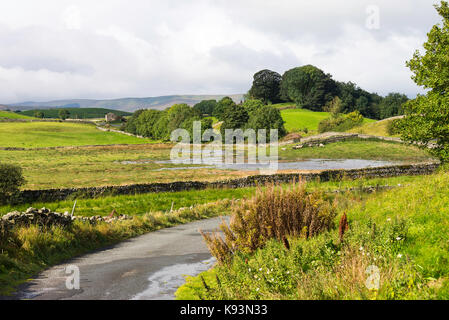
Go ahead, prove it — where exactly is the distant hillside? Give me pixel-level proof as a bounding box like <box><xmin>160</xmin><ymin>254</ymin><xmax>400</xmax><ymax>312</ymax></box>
<box><xmin>21</xmin><ymin>108</ymin><xmax>132</xmax><ymax>119</ymax></box>
<box><xmin>7</xmin><ymin>94</ymin><xmax>245</xmax><ymax>112</ymax></box>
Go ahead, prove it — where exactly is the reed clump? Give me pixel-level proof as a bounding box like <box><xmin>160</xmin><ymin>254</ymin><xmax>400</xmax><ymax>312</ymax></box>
<box><xmin>201</xmin><ymin>180</ymin><xmax>336</xmax><ymax>264</ymax></box>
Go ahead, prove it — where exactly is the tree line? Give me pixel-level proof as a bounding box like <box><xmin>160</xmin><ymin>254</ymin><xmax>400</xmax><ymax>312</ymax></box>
<box><xmin>123</xmin><ymin>97</ymin><xmax>286</xmax><ymax>141</ymax></box>
<box><xmin>247</xmin><ymin>65</ymin><xmax>409</xmax><ymax>120</ymax></box>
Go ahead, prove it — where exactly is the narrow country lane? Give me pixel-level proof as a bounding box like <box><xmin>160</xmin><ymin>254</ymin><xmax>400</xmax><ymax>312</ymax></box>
<box><xmin>11</xmin><ymin>217</ymin><xmax>226</xmax><ymax>300</ymax></box>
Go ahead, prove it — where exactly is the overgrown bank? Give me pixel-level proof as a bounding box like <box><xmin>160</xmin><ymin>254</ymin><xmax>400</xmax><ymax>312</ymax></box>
<box><xmin>176</xmin><ymin>169</ymin><xmax>449</xmax><ymax>300</ymax></box>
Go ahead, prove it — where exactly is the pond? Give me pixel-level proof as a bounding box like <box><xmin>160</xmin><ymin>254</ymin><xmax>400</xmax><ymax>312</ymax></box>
<box><xmin>151</xmin><ymin>158</ymin><xmax>398</xmax><ymax>171</ymax></box>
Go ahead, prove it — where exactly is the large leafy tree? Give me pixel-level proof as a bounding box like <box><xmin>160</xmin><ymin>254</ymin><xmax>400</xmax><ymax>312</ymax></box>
<box><xmin>399</xmin><ymin>1</ymin><xmax>449</xmax><ymax>161</ymax></box>
<box><xmin>242</xmin><ymin>99</ymin><xmax>265</xmax><ymax>115</ymax></box>
<box><xmin>280</xmin><ymin>65</ymin><xmax>337</xmax><ymax>111</ymax></box>
<box><xmin>248</xmin><ymin>69</ymin><xmax>282</xmax><ymax>104</ymax></box>
<box><xmin>166</xmin><ymin>104</ymin><xmax>197</xmax><ymax>132</ymax></box>
<box><xmin>213</xmin><ymin>97</ymin><xmax>235</xmax><ymax>121</ymax></box>
<box><xmin>193</xmin><ymin>100</ymin><xmax>217</xmax><ymax>115</ymax></box>
<box><xmin>336</xmin><ymin>81</ymin><xmax>382</xmax><ymax>119</ymax></box>
<box><xmin>135</xmin><ymin>109</ymin><xmax>163</xmax><ymax>138</ymax></box>
<box><xmin>220</xmin><ymin>104</ymin><xmax>249</xmax><ymax>138</ymax></box>
<box><xmin>247</xmin><ymin>105</ymin><xmax>286</xmax><ymax>139</ymax></box>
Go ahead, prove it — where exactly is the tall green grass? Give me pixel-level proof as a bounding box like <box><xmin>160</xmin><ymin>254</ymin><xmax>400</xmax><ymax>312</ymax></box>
<box><xmin>0</xmin><ymin>187</ymin><xmax>257</xmax><ymax>217</ymax></box>
<box><xmin>176</xmin><ymin>170</ymin><xmax>449</xmax><ymax>300</ymax></box>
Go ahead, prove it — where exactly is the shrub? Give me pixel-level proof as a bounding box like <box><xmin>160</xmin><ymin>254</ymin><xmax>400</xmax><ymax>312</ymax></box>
<box><xmin>318</xmin><ymin>111</ymin><xmax>364</xmax><ymax>133</ymax></box>
<box><xmin>386</xmin><ymin>118</ymin><xmax>401</xmax><ymax>136</ymax></box>
<box><xmin>0</xmin><ymin>163</ymin><xmax>25</xmax><ymax>205</ymax></box>
<box><xmin>201</xmin><ymin>181</ymin><xmax>336</xmax><ymax>264</ymax></box>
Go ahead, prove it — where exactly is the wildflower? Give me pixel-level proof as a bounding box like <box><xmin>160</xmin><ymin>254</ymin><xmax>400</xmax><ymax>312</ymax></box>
<box><xmin>387</xmin><ymin>218</ymin><xmax>391</xmax><ymax>222</ymax></box>
<box><xmin>397</xmin><ymin>253</ymin><xmax>403</xmax><ymax>258</ymax></box>
<box><xmin>259</xmin><ymin>268</ymin><xmax>262</xmax><ymax>271</ymax></box>
<box><xmin>248</xmin><ymin>268</ymin><xmax>251</xmax><ymax>272</ymax></box>
<box><xmin>359</xmin><ymin>246</ymin><xmax>364</xmax><ymax>251</ymax></box>
<box><xmin>396</xmin><ymin>237</ymin><xmax>402</xmax><ymax>241</ymax></box>
<box><xmin>256</xmin><ymin>288</ymin><xmax>259</xmax><ymax>292</ymax></box>
<box><xmin>274</xmin><ymin>258</ymin><xmax>278</xmax><ymax>262</ymax></box>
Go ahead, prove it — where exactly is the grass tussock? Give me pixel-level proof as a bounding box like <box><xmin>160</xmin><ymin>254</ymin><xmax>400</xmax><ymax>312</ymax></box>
<box><xmin>201</xmin><ymin>181</ymin><xmax>336</xmax><ymax>264</ymax></box>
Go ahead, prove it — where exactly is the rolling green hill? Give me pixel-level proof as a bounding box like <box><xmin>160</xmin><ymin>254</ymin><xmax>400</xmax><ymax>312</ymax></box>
<box><xmin>278</xmin><ymin>104</ymin><xmax>376</xmax><ymax>134</ymax></box>
<box><xmin>347</xmin><ymin>116</ymin><xmax>402</xmax><ymax>137</ymax></box>
<box><xmin>0</xmin><ymin>122</ymin><xmax>152</xmax><ymax>148</ymax></box>
<box><xmin>0</xmin><ymin>110</ymin><xmax>35</xmax><ymax>120</ymax></box>
<box><xmin>21</xmin><ymin>108</ymin><xmax>132</xmax><ymax>119</ymax></box>
<box><xmin>280</xmin><ymin>108</ymin><xmax>331</xmax><ymax>133</ymax></box>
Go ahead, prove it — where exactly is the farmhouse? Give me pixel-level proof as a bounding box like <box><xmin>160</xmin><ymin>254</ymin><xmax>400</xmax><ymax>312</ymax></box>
<box><xmin>105</xmin><ymin>112</ymin><xmax>121</xmax><ymax>122</ymax></box>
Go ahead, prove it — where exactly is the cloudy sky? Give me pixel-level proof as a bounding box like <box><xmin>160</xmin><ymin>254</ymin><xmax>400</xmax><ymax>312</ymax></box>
<box><xmin>0</xmin><ymin>0</ymin><xmax>441</xmax><ymax>103</ymax></box>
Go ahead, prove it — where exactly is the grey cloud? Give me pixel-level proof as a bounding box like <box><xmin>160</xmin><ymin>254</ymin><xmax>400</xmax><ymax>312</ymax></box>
<box><xmin>0</xmin><ymin>0</ymin><xmax>443</xmax><ymax>103</ymax></box>
<box><xmin>209</xmin><ymin>41</ymin><xmax>301</xmax><ymax>74</ymax></box>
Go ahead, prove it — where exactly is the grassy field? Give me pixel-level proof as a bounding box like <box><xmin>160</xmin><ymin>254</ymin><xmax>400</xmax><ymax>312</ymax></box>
<box><xmin>279</xmin><ymin>108</ymin><xmax>375</xmax><ymax>134</ymax></box>
<box><xmin>0</xmin><ymin>174</ymin><xmax>429</xmax><ymax>217</ymax></box>
<box><xmin>279</xmin><ymin>139</ymin><xmax>433</xmax><ymax>162</ymax></box>
<box><xmin>280</xmin><ymin>108</ymin><xmax>330</xmax><ymax>133</ymax></box>
<box><xmin>348</xmin><ymin>118</ymin><xmax>398</xmax><ymax>137</ymax></box>
<box><xmin>0</xmin><ymin>122</ymin><xmax>153</xmax><ymax>148</ymax></box>
<box><xmin>176</xmin><ymin>169</ymin><xmax>449</xmax><ymax>300</ymax></box>
<box><xmin>0</xmin><ymin>139</ymin><xmax>434</xmax><ymax>190</ymax></box>
<box><xmin>21</xmin><ymin>108</ymin><xmax>132</xmax><ymax>119</ymax></box>
<box><xmin>0</xmin><ymin>187</ymin><xmax>256</xmax><ymax>217</ymax></box>
<box><xmin>0</xmin><ymin>111</ymin><xmax>35</xmax><ymax>120</ymax></box>
<box><xmin>0</xmin><ymin>144</ymin><xmax>252</xmax><ymax>190</ymax></box>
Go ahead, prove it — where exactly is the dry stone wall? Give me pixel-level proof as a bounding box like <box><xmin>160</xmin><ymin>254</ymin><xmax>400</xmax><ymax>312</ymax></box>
<box><xmin>18</xmin><ymin>162</ymin><xmax>439</xmax><ymax>203</ymax></box>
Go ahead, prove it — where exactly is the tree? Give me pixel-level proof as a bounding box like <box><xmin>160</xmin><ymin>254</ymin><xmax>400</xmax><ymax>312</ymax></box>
<box><xmin>58</xmin><ymin>109</ymin><xmax>70</xmax><ymax>120</ymax></box>
<box><xmin>248</xmin><ymin>69</ymin><xmax>282</xmax><ymax>104</ymax></box>
<box><xmin>180</xmin><ymin>117</ymin><xmax>213</xmax><ymax>142</ymax></box>
<box><xmin>398</xmin><ymin>1</ymin><xmax>449</xmax><ymax>162</ymax></box>
<box><xmin>220</xmin><ymin>104</ymin><xmax>249</xmax><ymax>138</ymax></box>
<box><xmin>166</xmin><ymin>104</ymin><xmax>197</xmax><ymax>133</ymax></box>
<box><xmin>324</xmin><ymin>96</ymin><xmax>343</xmax><ymax>118</ymax></box>
<box><xmin>34</xmin><ymin>111</ymin><xmax>44</xmax><ymax>119</ymax></box>
<box><xmin>247</xmin><ymin>105</ymin><xmax>286</xmax><ymax>139</ymax></box>
<box><xmin>378</xmin><ymin>93</ymin><xmax>409</xmax><ymax>119</ymax></box>
<box><xmin>0</xmin><ymin>163</ymin><xmax>25</xmax><ymax>205</ymax></box>
<box><xmin>135</xmin><ymin>109</ymin><xmax>163</xmax><ymax>138</ymax></box>
<box><xmin>213</xmin><ymin>97</ymin><xmax>235</xmax><ymax>121</ymax></box>
<box><xmin>124</xmin><ymin>109</ymin><xmax>145</xmax><ymax>135</ymax></box>
<box><xmin>193</xmin><ymin>100</ymin><xmax>217</xmax><ymax>116</ymax></box>
<box><xmin>242</xmin><ymin>99</ymin><xmax>265</xmax><ymax>115</ymax></box>
<box><xmin>280</xmin><ymin>65</ymin><xmax>337</xmax><ymax>111</ymax></box>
